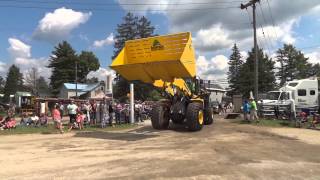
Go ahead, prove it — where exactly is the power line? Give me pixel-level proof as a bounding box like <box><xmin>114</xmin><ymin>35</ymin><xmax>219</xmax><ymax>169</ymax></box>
<box><xmin>265</xmin><ymin>0</ymin><xmax>279</xmax><ymax>41</ymax></box>
<box><xmin>256</xmin><ymin>4</ymin><xmax>273</xmax><ymax>55</ymax></box>
<box><xmin>0</xmin><ymin>0</ymin><xmax>244</xmax><ymax>6</ymax></box>
<box><xmin>0</xmin><ymin>5</ymin><xmax>239</xmax><ymax>11</ymax></box>
<box><xmin>258</xmin><ymin>24</ymin><xmax>272</xmax><ymax>55</ymax></box>
<box><xmin>258</xmin><ymin>2</ymin><xmax>275</xmax><ymax>52</ymax></box>
<box><xmin>241</xmin><ymin>0</ymin><xmax>259</xmax><ymax>100</ymax></box>
<box><xmin>245</xmin><ymin>8</ymin><xmax>268</xmax><ymax>55</ymax></box>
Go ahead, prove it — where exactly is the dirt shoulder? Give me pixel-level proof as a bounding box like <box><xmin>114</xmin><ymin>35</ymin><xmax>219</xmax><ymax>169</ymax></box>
<box><xmin>1</xmin><ymin>118</ymin><xmax>320</xmax><ymax>180</ymax></box>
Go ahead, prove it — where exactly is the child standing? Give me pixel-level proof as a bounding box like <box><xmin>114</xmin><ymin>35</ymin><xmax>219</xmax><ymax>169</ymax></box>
<box><xmin>52</xmin><ymin>104</ymin><xmax>64</xmax><ymax>133</ymax></box>
<box><xmin>76</xmin><ymin>112</ymin><xmax>85</xmax><ymax>130</ymax></box>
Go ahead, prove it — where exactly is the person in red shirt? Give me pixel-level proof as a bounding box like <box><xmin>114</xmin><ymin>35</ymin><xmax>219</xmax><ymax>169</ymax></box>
<box><xmin>76</xmin><ymin>112</ymin><xmax>85</xmax><ymax>130</ymax></box>
<box><xmin>0</xmin><ymin>114</ymin><xmax>16</xmax><ymax>130</ymax></box>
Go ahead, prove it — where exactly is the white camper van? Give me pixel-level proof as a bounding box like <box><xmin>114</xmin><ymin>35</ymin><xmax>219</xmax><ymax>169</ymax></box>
<box><xmin>259</xmin><ymin>78</ymin><xmax>319</xmax><ymax>117</ymax></box>
<box><xmin>280</xmin><ymin>78</ymin><xmax>318</xmax><ymax>109</ymax></box>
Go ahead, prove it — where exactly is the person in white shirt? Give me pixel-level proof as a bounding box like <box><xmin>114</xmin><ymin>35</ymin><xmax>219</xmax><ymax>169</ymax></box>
<box><xmin>67</xmin><ymin>100</ymin><xmax>78</xmax><ymax>131</ymax></box>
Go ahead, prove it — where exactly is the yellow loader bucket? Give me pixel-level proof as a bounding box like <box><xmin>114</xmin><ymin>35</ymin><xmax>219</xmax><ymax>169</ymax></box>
<box><xmin>110</xmin><ymin>32</ymin><xmax>196</xmax><ymax>83</ymax></box>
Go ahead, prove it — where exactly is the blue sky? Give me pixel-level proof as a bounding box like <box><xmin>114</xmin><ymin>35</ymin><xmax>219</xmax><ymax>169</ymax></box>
<box><xmin>0</xmin><ymin>0</ymin><xmax>320</xmax><ymax>84</ymax></box>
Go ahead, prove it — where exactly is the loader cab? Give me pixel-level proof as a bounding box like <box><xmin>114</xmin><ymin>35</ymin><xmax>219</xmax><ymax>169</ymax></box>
<box><xmin>193</xmin><ymin>77</ymin><xmax>203</xmax><ymax>95</ymax></box>
<box><xmin>185</xmin><ymin>77</ymin><xmax>201</xmax><ymax>95</ymax></box>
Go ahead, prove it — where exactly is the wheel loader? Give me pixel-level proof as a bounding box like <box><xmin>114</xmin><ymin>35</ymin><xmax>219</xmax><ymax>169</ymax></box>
<box><xmin>110</xmin><ymin>32</ymin><xmax>214</xmax><ymax>131</ymax></box>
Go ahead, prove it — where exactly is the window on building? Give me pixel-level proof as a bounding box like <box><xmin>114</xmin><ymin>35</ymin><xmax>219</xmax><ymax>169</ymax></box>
<box><xmin>298</xmin><ymin>89</ymin><xmax>306</xmax><ymax>96</ymax></box>
<box><xmin>288</xmin><ymin>83</ymin><xmax>298</xmax><ymax>87</ymax></box>
<box><xmin>310</xmin><ymin>90</ymin><xmax>316</xmax><ymax>95</ymax></box>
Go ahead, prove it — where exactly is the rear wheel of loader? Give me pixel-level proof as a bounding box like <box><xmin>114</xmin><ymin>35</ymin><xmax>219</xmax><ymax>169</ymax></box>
<box><xmin>204</xmin><ymin>108</ymin><xmax>214</xmax><ymax>125</ymax></box>
<box><xmin>151</xmin><ymin>102</ymin><xmax>170</xmax><ymax>130</ymax></box>
<box><xmin>186</xmin><ymin>102</ymin><xmax>204</xmax><ymax>131</ymax></box>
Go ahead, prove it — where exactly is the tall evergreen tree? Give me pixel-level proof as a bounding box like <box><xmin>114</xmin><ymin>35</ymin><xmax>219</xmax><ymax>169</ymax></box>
<box><xmin>48</xmin><ymin>41</ymin><xmax>78</xmax><ymax>95</ymax></box>
<box><xmin>0</xmin><ymin>76</ymin><xmax>6</xmax><ymax>94</ymax></box>
<box><xmin>113</xmin><ymin>12</ymin><xmax>138</xmax><ymax>59</ymax></box>
<box><xmin>112</xmin><ymin>13</ymin><xmax>157</xmax><ymax>101</ymax></box>
<box><xmin>78</xmin><ymin>51</ymin><xmax>100</xmax><ymax>82</ymax></box>
<box><xmin>276</xmin><ymin>44</ymin><xmax>312</xmax><ymax>86</ymax></box>
<box><xmin>4</xmin><ymin>65</ymin><xmax>23</xmax><ymax>102</ymax></box>
<box><xmin>48</xmin><ymin>41</ymin><xmax>100</xmax><ymax>95</ymax></box>
<box><xmin>238</xmin><ymin>47</ymin><xmax>276</xmax><ymax>98</ymax></box>
<box><xmin>137</xmin><ymin>16</ymin><xmax>155</xmax><ymax>38</ymax></box>
<box><xmin>227</xmin><ymin>44</ymin><xmax>243</xmax><ymax>96</ymax></box>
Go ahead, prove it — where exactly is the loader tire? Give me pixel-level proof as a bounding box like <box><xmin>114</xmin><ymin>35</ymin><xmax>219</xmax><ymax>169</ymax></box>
<box><xmin>151</xmin><ymin>103</ymin><xmax>170</xmax><ymax>130</ymax></box>
<box><xmin>186</xmin><ymin>102</ymin><xmax>204</xmax><ymax>131</ymax></box>
<box><xmin>171</xmin><ymin>101</ymin><xmax>185</xmax><ymax>124</ymax></box>
<box><xmin>204</xmin><ymin>108</ymin><xmax>214</xmax><ymax>125</ymax></box>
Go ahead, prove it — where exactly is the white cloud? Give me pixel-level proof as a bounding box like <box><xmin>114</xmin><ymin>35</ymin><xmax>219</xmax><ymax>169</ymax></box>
<box><xmin>33</xmin><ymin>7</ymin><xmax>92</xmax><ymax>43</ymax></box>
<box><xmin>196</xmin><ymin>55</ymin><xmax>229</xmax><ymax>81</ymax></box>
<box><xmin>117</xmin><ymin>1</ymin><xmax>320</xmax><ymax>53</ymax></box>
<box><xmin>240</xmin><ymin>51</ymin><xmax>248</xmax><ymax>61</ymax></box>
<box><xmin>193</xmin><ymin>25</ymin><xmax>233</xmax><ymax>52</ymax></box>
<box><xmin>93</xmin><ymin>33</ymin><xmax>115</xmax><ymax>48</ymax></box>
<box><xmin>306</xmin><ymin>49</ymin><xmax>320</xmax><ymax>64</ymax></box>
<box><xmin>87</xmin><ymin>67</ymin><xmax>115</xmax><ymax>81</ymax></box>
<box><xmin>7</xmin><ymin>38</ymin><xmax>51</xmax><ymax>79</ymax></box>
<box><xmin>8</xmin><ymin>38</ymin><xmax>31</xmax><ymax>58</ymax></box>
<box><xmin>0</xmin><ymin>61</ymin><xmax>7</xmax><ymax>74</ymax></box>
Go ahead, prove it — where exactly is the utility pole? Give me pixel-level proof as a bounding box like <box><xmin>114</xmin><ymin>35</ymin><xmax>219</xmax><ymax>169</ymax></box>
<box><xmin>33</xmin><ymin>68</ymin><xmax>36</xmax><ymax>96</ymax></box>
<box><xmin>75</xmin><ymin>61</ymin><xmax>78</xmax><ymax>99</ymax></box>
<box><xmin>241</xmin><ymin>0</ymin><xmax>259</xmax><ymax>99</ymax></box>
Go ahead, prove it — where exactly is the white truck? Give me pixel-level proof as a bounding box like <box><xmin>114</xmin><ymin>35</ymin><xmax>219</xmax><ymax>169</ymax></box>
<box><xmin>259</xmin><ymin>78</ymin><xmax>319</xmax><ymax>117</ymax></box>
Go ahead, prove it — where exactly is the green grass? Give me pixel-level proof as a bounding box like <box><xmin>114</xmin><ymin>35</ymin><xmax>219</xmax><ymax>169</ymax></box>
<box><xmin>233</xmin><ymin>119</ymin><xmax>296</xmax><ymax>128</ymax></box>
<box><xmin>0</xmin><ymin>111</ymin><xmax>6</xmax><ymax>117</ymax></box>
<box><xmin>0</xmin><ymin>123</ymin><xmax>138</xmax><ymax>136</ymax></box>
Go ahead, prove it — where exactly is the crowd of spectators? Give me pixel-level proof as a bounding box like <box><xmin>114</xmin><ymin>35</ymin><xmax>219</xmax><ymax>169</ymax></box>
<box><xmin>0</xmin><ymin>98</ymin><xmax>153</xmax><ymax>132</ymax></box>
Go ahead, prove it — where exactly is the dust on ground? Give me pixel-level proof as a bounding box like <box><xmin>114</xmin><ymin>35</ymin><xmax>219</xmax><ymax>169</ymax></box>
<box><xmin>1</xmin><ymin>117</ymin><xmax>320</xmax><ymax>180</ymax></box>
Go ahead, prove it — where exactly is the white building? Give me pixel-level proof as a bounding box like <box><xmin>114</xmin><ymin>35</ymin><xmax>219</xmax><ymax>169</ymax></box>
<box><xmin>59</xmin><ymin>82</ymin><xmax>106</xmax><ymax>99</ymax></box>
<box><xmin>204</xmin><ymin>82</ymin><xmax>227</xmax><ymax>103</ymax></box>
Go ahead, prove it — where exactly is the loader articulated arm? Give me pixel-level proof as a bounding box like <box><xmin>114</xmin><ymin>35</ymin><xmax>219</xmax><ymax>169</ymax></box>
<box><xmin>153</xmin><ymin>78</ymin><xmax>192</xmax><ymax>97</ymax></box>
<box><xmin>110</xmin><ymin>32</ymin><xmax>196</xmax><ymax>98</ymax></box>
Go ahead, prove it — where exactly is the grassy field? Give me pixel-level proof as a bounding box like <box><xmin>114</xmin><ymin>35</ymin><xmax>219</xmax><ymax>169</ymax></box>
<box><xmin>0</xmin><ymin>123</ymin><xmax>138</xmax><ymax>136</ymax></box>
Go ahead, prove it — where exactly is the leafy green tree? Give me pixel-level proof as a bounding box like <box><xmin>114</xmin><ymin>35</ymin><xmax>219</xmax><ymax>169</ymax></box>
<box><xmin>4</xmin><ymin>65</ymin><xmax>23</xmax><ymax>102</ymax></box>
<box><xmin>25</xmin><ymin>67</ymin><xmax>39</xmax><ymax>95</ymax></box>
<box><xmin>37</xmin><ymin>76</ymin><xmax>49</xmax><ymax>95</ymax></box>
<box><xmin>276</xmin><ymin>44</ymin><xmax>312</xmax><ymax>86</ymax></box>
<box><xmin>238</xmin><ymin>47</ymin><xmax>276</xmax><ymax>98</ymax></box>
<box><xmin>112</xmin><ymin>13</ymin><xmax>158</xmax><ymax>101</ymax></box>
<box><xmin>48</xmin><ymin>41</ymin><xmax>100</xmax><ymax>95</ymax></box>
<box><xmin>227</xmin><ymin>44</ymin><xmax>243</xmax><ymax>96</ymax></box>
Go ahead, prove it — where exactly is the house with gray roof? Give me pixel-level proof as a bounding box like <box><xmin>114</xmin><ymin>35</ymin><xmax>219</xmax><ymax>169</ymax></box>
<box><xmin>202</xmin><ymin>80</ymin><xmax>227</xmax><ymax>103</ymax></box>
<box><xmin>59</xmin><ymin>82</ymin><xmax>106</xmax><ymax>99</ymax></box>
